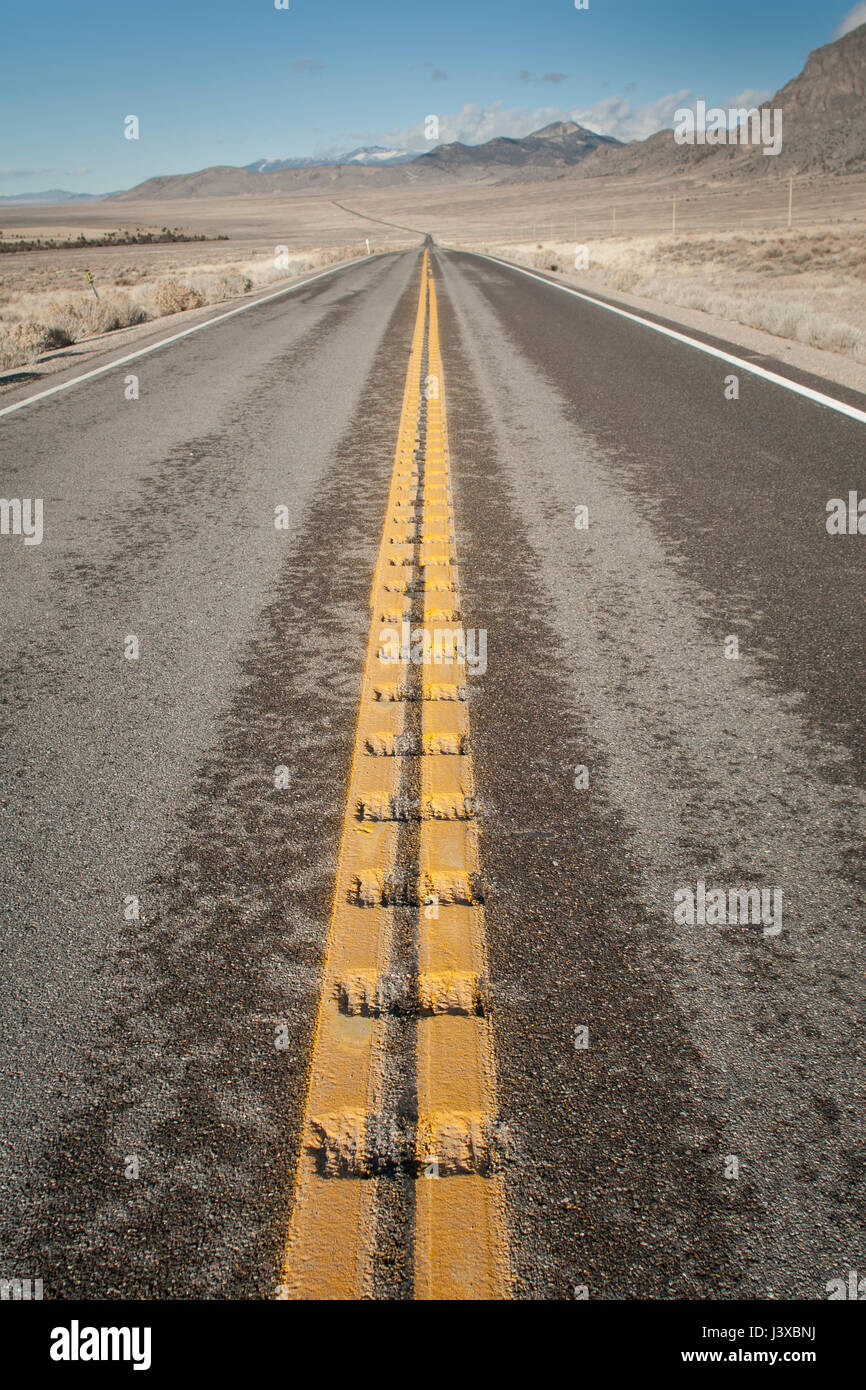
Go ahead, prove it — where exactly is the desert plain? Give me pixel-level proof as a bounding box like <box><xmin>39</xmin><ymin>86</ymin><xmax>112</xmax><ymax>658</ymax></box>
<box><xmin>4</xmin><ymin>167</ymin><xmax>866</xmax><ymax>380</ymax></box>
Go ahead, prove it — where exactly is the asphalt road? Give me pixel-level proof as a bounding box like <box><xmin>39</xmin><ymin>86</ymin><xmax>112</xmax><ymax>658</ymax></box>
<box><xmin>0</xmin><ymin>246</ymin><xmax>862</xmax><ymax>1300</ymax></box>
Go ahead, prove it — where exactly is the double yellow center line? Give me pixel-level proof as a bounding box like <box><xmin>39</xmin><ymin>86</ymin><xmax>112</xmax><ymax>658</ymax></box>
<box><xmin>280</xmin><ymin>250</ymin><xmax>509</xmax><ymax>1300</ymax></box>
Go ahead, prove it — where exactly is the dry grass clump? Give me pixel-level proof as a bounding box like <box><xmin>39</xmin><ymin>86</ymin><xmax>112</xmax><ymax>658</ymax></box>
<box><xmin>209</xmin><ymin>271</ymin><xmax>253</xmax><ymax>299</ymax></box>
<box><xmin>0</xmin><ymin>291</ymin><xmax>149</xmax><ymax>367</ymax></box>
<box><xmin>44</xmin><ymin>291</ymin><xmax>149</xmax><ymax>340</ymax></box>
<box><xmin>0</xmin><ymin>322</ymin><xmax>60</xmax><ymax>370</ymax></box>
<box><xmin>149</xmin><ymin>279</ymin><xmax>205</xmax><ymax>314</ymax></box>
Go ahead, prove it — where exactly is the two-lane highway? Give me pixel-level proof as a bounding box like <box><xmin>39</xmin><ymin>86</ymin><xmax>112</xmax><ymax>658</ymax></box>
<box><xmin>0</xmin><ymin>245</ymin><xmax>862</xmax><ymax>1298</ymax></box>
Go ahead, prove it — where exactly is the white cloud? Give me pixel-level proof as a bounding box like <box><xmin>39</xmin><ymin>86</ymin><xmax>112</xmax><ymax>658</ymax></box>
<box><xmin>383</xmin><ymin>101</ymin><xmax>569</xmax><ymax>152</ymax></box>
<box><xmin>378</xmin><ymin>83</ymin><xmax>770</xmax><ymax>157</ymax></box>
<box><xmin>834</xmin><ymin>3</ymin><xmax>866</xmax><ymax>38</ymax></box>
<box><xmin>569</xmin><ymin>89</ymin><xmax>692</xmax><ymax>141</ymax></box>
<box><xmin>722</xmin><ymin>88</ymin><xmax>773</xmax><ymax>110</ymax></box>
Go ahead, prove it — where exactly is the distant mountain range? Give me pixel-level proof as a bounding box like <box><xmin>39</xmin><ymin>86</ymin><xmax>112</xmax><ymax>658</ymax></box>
<box><xmin>106</xmin><ymin>120</ymin><xmax>622</xmax><ymax>201</ymax></box>
<box><xmin>0</xmin><ymin>188</ymin><xmax>108</xmax><ymax>205</ymax></box>
<box><xmin>244</xmin><ymin>123</ymin><xmax>620</xmax><ymax>175</ymax></box>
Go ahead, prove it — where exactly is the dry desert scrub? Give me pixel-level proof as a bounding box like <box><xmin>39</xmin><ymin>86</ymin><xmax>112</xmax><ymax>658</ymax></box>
<box><xmin>483</xmin><ymin>226</ymin><xmax>866</xmax><ymax>364</ymax></box>
<box><xmin>0</xmin><ymin>244</ymin><xmax>366</xmax><ymax>372</ymax></box>
<box><xmin>0</xmin><ymin>291</ymin><xmax>149</xmax><ymax>369</ymax></box>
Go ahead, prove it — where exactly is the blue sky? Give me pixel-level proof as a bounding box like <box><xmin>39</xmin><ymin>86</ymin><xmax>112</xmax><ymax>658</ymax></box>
<box><xmin>1</xmin><ymin>0</ymin><xmax>864</xmax><ymax>193</ymax></box>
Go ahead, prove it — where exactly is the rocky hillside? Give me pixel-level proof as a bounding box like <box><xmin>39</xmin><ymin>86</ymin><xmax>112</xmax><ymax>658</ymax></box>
<box><xmin>579</xmin><ymin>22</ymin><xmax>866</xmax><ymax>180</ymax></box>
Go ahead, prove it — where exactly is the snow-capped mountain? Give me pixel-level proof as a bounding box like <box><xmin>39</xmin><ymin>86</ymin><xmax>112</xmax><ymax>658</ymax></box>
<box><xmin>244</xmin><ymin>145</ymin><xmax>413</xmax><ymax>172</ymax></box>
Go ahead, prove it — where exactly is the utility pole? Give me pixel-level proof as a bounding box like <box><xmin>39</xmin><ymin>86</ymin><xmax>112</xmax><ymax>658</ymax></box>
<box><xmin>787</xmin><ymin>174</ymin><xmax>793</xmax><ymax>230</ymax></box>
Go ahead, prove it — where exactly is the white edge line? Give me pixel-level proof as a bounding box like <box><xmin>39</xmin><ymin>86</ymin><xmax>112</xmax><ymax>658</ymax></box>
<box><xmin>469</xmin><ymin>250</ymin><xmax>866</xmax><ymax>428</ymax></box>
<box><xmin>0</xmin><ymin>252</ymin><xmax>382</xmax><ymax>420</ymax></box>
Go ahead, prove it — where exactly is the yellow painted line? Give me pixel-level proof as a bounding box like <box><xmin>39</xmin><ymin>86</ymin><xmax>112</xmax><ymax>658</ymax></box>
<box><xmin>414</xmin><ymin>272</ymin><xmax>510</xmax><ymax>1300</ymax></box>
<box><xmin>280</xmin><ymin>254</ymin><xmax>430</xmax><ymax>1300</ymax></box>
<box><xmin>281</xmin><ymin>251</ymin><xmax>510</xmax><ymax>1300</ymax></box>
